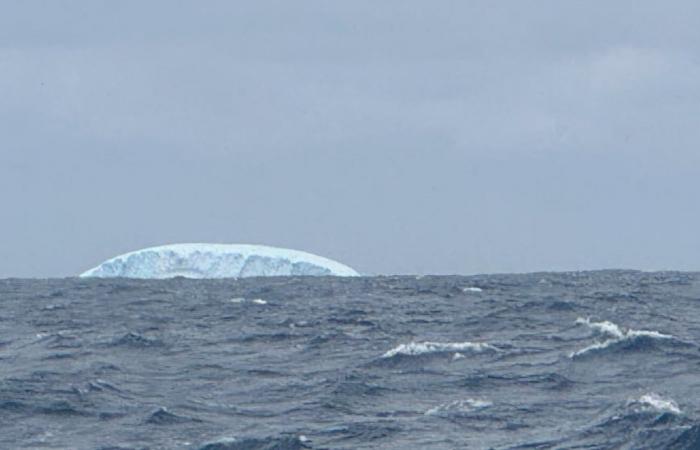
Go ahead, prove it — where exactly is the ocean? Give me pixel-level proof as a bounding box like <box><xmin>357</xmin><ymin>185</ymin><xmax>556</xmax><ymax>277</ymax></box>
<box><xmin>1</xmin><ymin>271</ymin><xmax>699</xmax><ymax>449</ymax></box>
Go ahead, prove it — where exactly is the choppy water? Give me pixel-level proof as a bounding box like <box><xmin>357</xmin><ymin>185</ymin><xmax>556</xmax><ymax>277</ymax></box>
<box><xmin>2</xmin><ymin>271</ymin><xmax>700</xmax><ymax>449</ymax></box>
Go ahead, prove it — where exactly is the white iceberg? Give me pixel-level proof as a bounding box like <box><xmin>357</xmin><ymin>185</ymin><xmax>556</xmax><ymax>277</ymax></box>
<box><xmin>80</xmin><ymin>243</ymin><xmax>359</xmax><ymax>279</ymax></box>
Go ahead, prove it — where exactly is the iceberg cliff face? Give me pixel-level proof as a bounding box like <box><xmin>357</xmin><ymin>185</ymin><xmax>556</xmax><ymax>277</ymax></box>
<box><xmin>80</xmin><ymin>244</ymin><xmax>359</xmax><ymax>279</ymax></box>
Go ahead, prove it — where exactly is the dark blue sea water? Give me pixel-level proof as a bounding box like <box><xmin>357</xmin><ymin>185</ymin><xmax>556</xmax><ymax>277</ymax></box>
<box><xmin>2</xmin><ymin>271</ymin><xmax>700</xmax><ymax>449</ymax></box>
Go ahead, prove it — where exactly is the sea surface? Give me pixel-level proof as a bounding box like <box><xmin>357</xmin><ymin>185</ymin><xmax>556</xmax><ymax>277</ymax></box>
<box><xmin>2</xmin><ymin>271</ymin><xmax>700</xmax><ymax>449</ymax></box>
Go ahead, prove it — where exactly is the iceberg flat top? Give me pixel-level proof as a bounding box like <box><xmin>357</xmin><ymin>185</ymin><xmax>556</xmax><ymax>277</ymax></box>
<box><xmin>80</xmin><ymin>243</ymin><xmax>359</xmax><ymax>279</ymax></box>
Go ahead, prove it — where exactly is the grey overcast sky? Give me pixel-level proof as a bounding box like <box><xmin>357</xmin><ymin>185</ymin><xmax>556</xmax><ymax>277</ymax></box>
<box><xmin>2</xmin><ymin>1</ymin><xmax>700</xmax><ymax>277</ymax></box>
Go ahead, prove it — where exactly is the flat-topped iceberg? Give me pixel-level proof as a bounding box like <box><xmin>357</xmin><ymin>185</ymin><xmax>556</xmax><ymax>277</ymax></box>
<box><xmin>80</xmin><ymin>243</ymin><xmax>359</xmax><ymax>279</ymax></box>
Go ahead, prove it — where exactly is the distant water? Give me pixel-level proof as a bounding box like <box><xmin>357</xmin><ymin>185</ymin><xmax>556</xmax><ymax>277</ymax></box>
<box><xmin>2</xmin><ymin>271</ymin><xmax>700</xmax><ymax>449</ymax></box>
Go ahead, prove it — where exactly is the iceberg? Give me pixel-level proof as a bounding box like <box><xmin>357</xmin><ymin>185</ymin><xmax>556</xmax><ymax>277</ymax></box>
<box><xmin>80</xmin><ymin>243</ymin><xmax>359</xmax><ymax>279</ymax></box>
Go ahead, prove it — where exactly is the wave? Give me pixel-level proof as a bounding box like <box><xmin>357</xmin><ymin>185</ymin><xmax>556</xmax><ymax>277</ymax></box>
<box><xmin>322</xmin><ymin>372</ymin><xmax>396</xmax><ymax>414</ymax></box>
<box><xmin>458</xmin><ymin>372</ymin><xmax>574</xmax><ymax>390</ymax></box>
<box><xmin>107</xmin><ymin>332</ymin><xmax>165</xmax><ymax>349</ymax></box>
<box><xmin>462</xmin><ymin>287</ymin><xmax>483</xmax><ymax>293</ymax></box>
<box><xmin>382</xmin><ymin>341</ymin><xmax>498</xmax><ymax>358</ymax></box>
<box><xmin>629</xmin><ymin>393</ymin><xmax>682</xmax><ymax>415</ymax></box>
<box><xmin>569</xmin><ymin>317</ymin><xmax>674</xmax><ymax>358</ymax></box>
<box><xmin>578</xmin><ymin>393</ymin><xmax>688</xmax><ymax>447</ymax></box>
<box><xmin>666</xmin><ymin>425</ymin><xmax>700</xmax><ymax>450</ymax></box>
<box><xmin>37</xmin><ymin>400</ymin><xmax>89</xmax><ymax>417</ymax></box>
<box><xmin>425</xmin><ymin>398</ymin><xmax>492</xmax><ymax>417</ymax></box>
<box><xmin>198</xmin><ymin>435</ymin><xmax>310</xmax><ymax>450</ymax></box>
<box><xmin>229</xmin><ymin>297</ymin><xmax>268</xmax><ymax>305</ymax></box>
<box><xmin>145</xmin><ymin>407</ymin><xmax>202</xmax><ymax>425</ymax></box>
<box><xmin>317</xmin><ymin>421</ymin><xmax>402</xmax><ymax>444</ymax></box>
<box><xmin>515</xmin><ymin>393</ymin><xmax>687</xmax><ymax>449</ymax></box>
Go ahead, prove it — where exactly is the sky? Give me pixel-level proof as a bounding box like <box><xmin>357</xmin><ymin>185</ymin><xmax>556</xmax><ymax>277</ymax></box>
<box><xmin>2</xmin><ymin>1</ymin><xmax>700</xmax><ymax>277</ymax></box>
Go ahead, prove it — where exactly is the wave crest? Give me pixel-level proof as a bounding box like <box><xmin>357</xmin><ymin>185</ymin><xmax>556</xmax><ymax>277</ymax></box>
<box><xmin>629</xmin><ymin>393</ymin><xmax>681</xmax><ymax>415</ymax></box>
<box><xmin>425</xmin><ymin>398</ymin><xmax>492</xmax><ymax>417</ymax></box>
<box><xmin>382</xmin><ymin>341</ymin><xmax>498</xmax><ymax>358</ymax></box>
<box><xmin>570</xmin><ymin>318</ymin><xmax>673</xmax><ymax>358</ymax></box>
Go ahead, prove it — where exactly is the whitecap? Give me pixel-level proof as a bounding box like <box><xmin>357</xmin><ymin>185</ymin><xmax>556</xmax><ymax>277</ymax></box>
<box><xmin>228</xmin><ymin>297</ymin><xmax>267</xmax><ymax>305</ymax></box>
<box><xmin>425</xmin><ymin>398</ymin><xmax>492</xmax><ymax>416</ymax></box>
<box><xmin>462</xmin><ymin>287</ymin><xmax>483</xmax><ymax>293</ymax></box>
<box><xmin>382</xmin><ymin>341</ymin><xmax>498</xmax><ymax>358</ymax></box>
<box><xmin>575</xmin><ymin>317</ymin><xmax>625</xmax><ymax>339</ymax></box>
<box><xmin>570</xmin><ymin>317</ymin><xmax>673</xmax><ymax>358</ymax></box>
<box><xmin>630</xmin><ymin>393</ymin><xmax>681</xmax><ymax>415</ymax></box>
<box><xmin>199</xmin><ymin>436</ymin><xmax>237</xmax><ymax>448</ymax></box>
